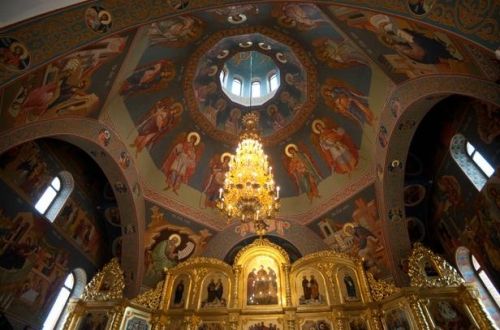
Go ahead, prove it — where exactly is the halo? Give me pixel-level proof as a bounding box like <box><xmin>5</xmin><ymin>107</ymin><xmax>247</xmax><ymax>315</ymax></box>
<box><xmin>284</xmin><ymin>143</ymin><xmax>298</xmax><ymax>157</ymax></box>
<box><xmin>207</xmin><ymin>65</ymin><xmax>218</xmax><ymax>76</ymax></box>
<box><xmin>220</xmin><ymin>152</ymin><xmax>232</xmax><ymax>162</ymax></box>
<box><xmin>217</xmin><ymin>50</ymin><xmax>229</xmax><ymax>59</ymax></box>
<box><xmin>187</xmin><ymin>132</ymin><xmax>201</xmax><ymax>145</ymax></box>
<box><xmin>9</xmin><ymin>42</ymin><xmax>29</xmax><ymax>60</ymax></box>
<box><xmin>228</xmin><ymin>14</ymin><xmax>247</xmax><ymax>24</ymax></box>
<box><xmin>168</xmin><ymin>234</ymin><xmax>182</xmax><ymax>247</ymax></box>
<box><xmin>238</xmin><ymin>41</ymin><xmax>253</xmax><ymax>48</ymax></box>
<box><xmin>285</xmin><ymin>73</ymin><xmax>294</xmax><ymax>85</ymax></box>
<box><xmin>258</xmin><ymin>42</ymin><xmax>271</xmax><ymax>50</ymax></box>
<box><xmin>276</xmin><ymin>52</ymin><xmax>287</xmax><ymax>63</ymax></box>
<box><xmin>98</xmin><ymin>10</ymin><xmax>112</xmax><ymax>25</ymax></box>
<box><xmin>342</xmin><ymin>223</ymin><xmax>355</xmax><ymax>235</ymax></box>
<box><xmin>311</xmin><ymin>119</ymin><xmax>325</xmax><ymax>134</ymax></box>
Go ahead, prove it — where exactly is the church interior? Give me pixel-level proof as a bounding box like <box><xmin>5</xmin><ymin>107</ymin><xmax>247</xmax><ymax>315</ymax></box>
<box><xmin>0</xmin><ymin>1</ymin><xmax>498</xmax><ymax>329</ymax></box>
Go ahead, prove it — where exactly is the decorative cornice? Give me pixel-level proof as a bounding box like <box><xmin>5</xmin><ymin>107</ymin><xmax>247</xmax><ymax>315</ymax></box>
<box><xmin>81</xmin><ymin>258</ymin><xmax>125</xmax><ymax>301</ymax></box>
<box><xmin>233</xmin><ymin>237</ymin><xmax>290</xmax><ymax>266</ymax></box>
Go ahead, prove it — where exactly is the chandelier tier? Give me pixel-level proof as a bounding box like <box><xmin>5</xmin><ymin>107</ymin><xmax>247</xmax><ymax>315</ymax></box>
<box><xmin>217</xmin><ymin>113</ymin><xmax>280</xmax><ymax>230</ymax></box>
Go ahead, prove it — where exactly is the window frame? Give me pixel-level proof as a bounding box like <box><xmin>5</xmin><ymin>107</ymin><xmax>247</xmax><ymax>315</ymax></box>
<box><xmin>231</xmin><ymin>77</ymin><xmax>242</xmax><ymax>96</ymax></box>
<box><xmin>34</xmin><ymin>171</ymin><xmax>74</xmax><ymax>222</ymax></box>
<box><xmin>269</xmin><ymin>72</ymin><xmax>279</xmax><ymax>92</ymax></box>
<box><xmin>251</xmin><ymin>80</ymin><xmax>261</xmax><ymax>98</ymax></box>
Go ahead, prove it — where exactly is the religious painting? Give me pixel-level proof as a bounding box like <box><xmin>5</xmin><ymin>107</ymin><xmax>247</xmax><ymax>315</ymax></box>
<box><xmin>130</xmin><ymin>97</ymin><xmax>184</xmax><ymax>157</ymax></box>
<box><xmin>143</xmin><ymin>205</ymin><xmax>212</xmax><ymax>286</ymax></box>
<box><xmin>202</xmin><ymin>153</ymin><xmax>231</xmax><ymax>209</ymax></box>
<box><xmin>161</xmin><ymin>131</ymin><xmax>204</xmax><ymax>194</ymax></box>
<box><xmin>170</xmin><ymin>275</ymin><xmax>189</xmax><ymax>309</ymax></box>
<box><xmin>310</xmin><ymin>118</ymin><xmax>359</xmax><ymax>175</ymax></box>
<box><xmin>235</xmin><ymin>219</ymin><xmax>291</xmax><ymax>237</ymax></box>
<box><xmin>246</xmin><ymin>255</ymin><xmax>280</xmax><ymax>306</ymax></box>
<box><xmin>338</xmin><ymin>268</ymin><xmax>360</xmax><ymax>302</ymax></box>
<box><xmin>271</xmin><ymin>3</ymin><xmax>328</xmax><ymax>31</ymax></box>
<box><xmin>384</xmin><ymin>308</ymin><xmax>411</xmax><ymax>330</ymax></box>
<box><xmin>406</xmin><ymin>217</ymin><xmax>425</xmax><ymax>243</ymax></box>
<box><xmin>407</xmin><ymin>0</ymin><xmax>435</xmax><ymax>16</ymax></box>
<box><xmin>283</xmin><ymin>143</ymin><xmax>322</xmax><ymax>202</ymax></box>
<box><xmin>295</xmin><ymin>269</ymin><xmax>327</xmax><ymax>305</ymax></box>
<box><xmin>0</xmin><ymin>34</ymin><xmax>130</xmax><ymax>129</ymax></box>
<box><xmin>349</xmin><ymin>318</ymin><xmax>368</xmax><ymax>330</ymax></box>
<box><xmin>300</xmin><ymin>319</ymin><xmax>332</xmax><ymax>330</ymax></box>
<box><xmin>329</xmin><ymin>7</ymin><xmax>475</xmax><ymax>81</ymax></box>
<box><xmin>421</xmin><ymin>257</ymin><xmax>440</xmax><ymax>278</ymax></box>
<box><xmin>0</xmin><ymin>37</ymin><xmax>30</xmax><ymax>71</ymax></box>
<box><xmin>77</xmin><ymin>311</ymin><xmax>109</xmax><ymax>330</ymax></box>
<box><xmin>200</xmin><ymin>272</ymin><xmax>229</xmax><ymax>308</ymax></box>
<box><xmin>122</xmin><ymin>307</ymin><xmax>151</xmax><ymax>330</ymax></box>
<box><xmin>208</xmin><ymin>5</ymin><xmax>259</xmax><ymax>24</ymax></box>
<box><xmin>125</xmin><ymin>316</ymin><xmax>150</xmax><ymax>330</ymax></box>
<box><xmin>244</xmin><ymin>318</ymin><xmax>282</xmax><ymax>330</ymax></box>
<box><xmin>120</xmin><ymin>59</ymin><xmax>176</xmax><ymax>96</ymax></box>
<box><xmin>403</xmin><ymin>184</ymin><xmax>426</xmax><ymax>207</ymax></box>
<box><xmin>428</xmin><ymin>299</ymin><xmax>475</xmax><ymax>329</ymax></box>
<box><xmin>312</xmin><ymin>37</ymin><xmax>368</xmax><ymax>68</ymax></box>
<box><xmin>148</xmin><ymin>15</ymin><xmax>204</xmax><ymax>47</ymax></box>
<box><xmin>320</xmin><ymin>79</ymin><xmax>374</xmax><ymax>127</ymax></box>
<box><xmin>198</xmin><ymin>322</ymin><xmax>225</xmax><ymax>330</ymax></box>
<box><xmin>85</xmin><ymin>6</ymin><xmax>112</xmax><ymax>33</ymax></box>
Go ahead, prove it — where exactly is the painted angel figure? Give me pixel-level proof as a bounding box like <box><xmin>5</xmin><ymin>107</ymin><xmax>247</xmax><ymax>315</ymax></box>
<box><xmin>274</xmin><ymin>3</ymin><xmax>327</xmax><ymax>30</ymax></box>
<box><xmin>161</xmin><ymin>132</ymin><xmax>204</xmax><ymax>194</ymax></box>
<box><xmin>321</xmin><ymin>79</ymin><xmax>374</xmax><ymax>127</ymax></box>
<box><xmin>120</xmin><ymin>59</ymin><xmax>175</xmax><ymax>96</ymax></box>
<box><xmin>130</xmin><ymin>98</ymin><xmax>183</xmax><ymax>156</ymax></box>
<box><xmin>148</xmin><ymin>16</ymin><xmax>202</xmax><ymax>47</ymax></box>
<box><xmin>202</xmin><ymin>153</ymin><xmax>231</xmax><ymax>208</ymax></box>
<box><xmin>311</xmin><ymin>119</ymin><xmax>359</xmax><ymax>175</ymax></box>
<box><xmin>283</xmin><ymin>143</ymin><xmax>322</xmax><ymax>202</ymax></box>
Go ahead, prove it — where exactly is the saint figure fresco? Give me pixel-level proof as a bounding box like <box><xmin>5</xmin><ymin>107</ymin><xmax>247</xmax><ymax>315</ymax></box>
<box><xmin>202</xmin><ymin>277</ymin><xmax>226</xmax><ymax>307</ymax></box>
<box><xmin>120</xmin><ymin>59</ymin><xmax>176</xmax><ymax>96</ymax></box>
<box><xmin>130</xmin><ymin>97</ymin><xmax>183</xmax><ymax>156</ymax></box>
<box><xmin>311</xmin><ymin>119</ymin><xmax>359</xmax><ymax>175</ymax></box>
<box><xmin>343</xmin><ymin>275</ymin><xmax>357</xmax><ymax>299</ymax></box>
<box><xmin>148</xmin><ymin>15</ymin><xmax>204</xmax><ymax>47</ymax></box>
<box><xmin>202</xmin><ymin>153</ymin><xmax>231</xmax><ymax>208</ymax></box>
<box><xmin>283</xmin><ymin>143</ymin><xmax>322</xmax><ymax>202</ymax></box>
<box><xmin>299</xmin><ymin>274</ymin><xmax>323</xmax><ymax>305</ymax></box>
<box><xmin>161</xmin><ymin>132</ymin><xmax>204</xmax><ymax>194</ymax></box>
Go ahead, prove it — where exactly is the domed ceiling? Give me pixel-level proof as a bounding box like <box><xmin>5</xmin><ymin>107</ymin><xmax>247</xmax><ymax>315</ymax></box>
<box><xmin>104</xmin><ymin>3</ymin><xmax>391</xmax><ymax>229</ymax></box>
<box><xmin>0</xmin><ymin>1</ymin><xmax>497</xmax><ymax>289</ymax></box>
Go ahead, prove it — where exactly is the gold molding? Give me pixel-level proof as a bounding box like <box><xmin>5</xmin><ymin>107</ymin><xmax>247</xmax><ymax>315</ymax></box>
<box><xmin>232</xmin><ymin>238</ymin><xmax>290</xmax><ymax>266</ymax></box>
<box><xmin>408</xmin><ymin>243</ymin><xmax>464</xmax><ymax>288</ymax></box>
<box><xmin>366</xmin><ymin>272</ymin><xmax>400</xmax><ymax>302</ymax></box>
<box><xmin>81</xmin><ymin>258</ymin><xmax>125</xmax><ymax>301</ymax></box>
<box><xmin>131</xmin><ymin>281</ymin><xmax>165</xmax><ymax>310</ymax></box>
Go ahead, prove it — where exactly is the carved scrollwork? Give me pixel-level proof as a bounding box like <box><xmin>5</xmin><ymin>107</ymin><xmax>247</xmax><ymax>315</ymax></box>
<box><xmin>408</xmin><ymin>243</ymin><xmax>464</xmax><ymax>288</ymax></box>
<box><xmin>131</xmin><ymin>281</ymin><xmax>165</xmax><ymax>310</ymax></box>
<box><xmin>291</xmin><ymin>250</ymin><xmax>362</xmax><ymax>271</ymax></box>
<box><xmin>81</xmin><ymin>258</ymin><xmax>125</xmax><ymax>301</ymax></box>
<box><xmin>232</xmin><ymin>238</ymin><xmax>290</xmax><ymax>266</ymax></box>
<box><xmin>366</xmin><ymin>272</ymin><xmax>400</xmax><ymax>302</ymax></box>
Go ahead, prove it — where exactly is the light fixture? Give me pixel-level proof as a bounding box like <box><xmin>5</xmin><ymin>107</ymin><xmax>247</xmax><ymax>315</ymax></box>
<box><xmin>217</xmin><ymin>112</ymin><xmax>280</xmax><ymax>235</ymax></box>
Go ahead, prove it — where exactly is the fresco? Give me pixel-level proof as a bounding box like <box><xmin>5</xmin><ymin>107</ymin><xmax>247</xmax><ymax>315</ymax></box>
<box><xmin>0</xmin><ymin>31</ymin><xmax>134</xmax><ymax>130</ymax></box>
<box><xmin>328</xmin><ymin>7</ymin><xmax>482</xmax><ymax>82</ymax></box>
<box><xmin>143</xmin><ymin>202</ymin><xmax>213</xmax><ymax>286</ymax></box>
<box><xmin>307</xmin><ymin>185</ymin><xmax>390</xmax><ymax>278</ymax></box>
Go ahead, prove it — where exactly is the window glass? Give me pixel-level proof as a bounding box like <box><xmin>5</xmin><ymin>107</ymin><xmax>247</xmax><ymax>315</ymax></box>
<box><xmin>478</xmin><ymin>270</ymin><xmax>500</xmax><ymax>307</ymax></box>
<box><xmin>269</xmin><ymin>74</ymin><xmax>278</xmax><ymax>92</ymax></box>
<box><xmin>35</xmin><ymin>187</ymin><xmax>58</xmax><ymax>214</ymax></box>
<box><xmin>472</xmin><ymin>151</ymin><xmax>495</xmax><ymax>177</ymax></box>
<box><xmin>219</xmin><ymin>70</ymin><xmax>226</xmax><ymax>87</ymax></box>
<box><xmin>231</xmin><ymin>78</ymin><xmax>242</xmax><ymax>96</ymax></box>
<box><xmin>466</xmin><ymin>142</ymin><xmax>475</xmax><ymax>156</ymax></box>
<box><xmin>42</xmin><ymin>272</ymin><xmax>75</xmax><ymax>330</ymax></box>
<box><xmin>251</xmin><ymin>81</ymin><xmax>261</xmax><ymax>98</ymax></box>
<box><xmin>51</xmin><ymin>176</ymin><xmax>61</xmax><ymax>191</ymax></box>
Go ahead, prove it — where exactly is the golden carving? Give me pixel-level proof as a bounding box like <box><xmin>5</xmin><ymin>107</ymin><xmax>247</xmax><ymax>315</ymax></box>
<box><xmin>81</xmin><ymin>258</ymin><xmax>125</xmax><ymax>301</ymax></box>
<box><xmin>233</xmin><ymin>237</ymin><xmax>290</xmax><ymax>266</ymax></box>
<box><xmin>366</xmin><ymin>272</ymin><xmax>400</xmax><ymax>302</ymax></box>
<box><xmin>408</xmin><ymin>243</ymin><xmax>464</xmax><ymax>288</ymax></box>
<box><xmin>131</xmin><ymin>281</ymin><xmax>165</xmax><ymax>310</ymax></box>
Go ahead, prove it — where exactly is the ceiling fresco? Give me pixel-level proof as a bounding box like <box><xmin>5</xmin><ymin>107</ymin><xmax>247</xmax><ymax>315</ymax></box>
<box><xmin>103</xmin><ymin>3</ymin><xmax>389</xmax><ymax>228</ymax></box>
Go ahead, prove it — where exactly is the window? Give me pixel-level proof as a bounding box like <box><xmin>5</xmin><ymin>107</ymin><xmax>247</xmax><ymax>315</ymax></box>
<box><xmin>231</xmin><ymin>78</ymin><xmax>242</xmax><ymax>96</ymax></box>
<box><xmin>450</xmin><ymin>134</ymin><xmax>494</xmax><ymax>190</ymax></box>
<box><xmin>43</xmin><ymin>269</ymin><xmax>86</xmax><ymax>330</ymax></box>
<box><xmin>219</xmin><ymin>69</ymin><xmax>227</xmax><ymax>87</ymax></box>
<box><xmin>251</xmin><ymin>81</ymin><xmax>261</xmax><ymax>98</ymax></box>
<box><xmin>34</xmin><ymin>171</ymin><xmax>74</xmax><ymax>222</ymax></box>
<box><xmin>456</xmin><ymin>247</ymin><xmax>500</xmax><ymax>323</ymax></box>
<box><xmin>269</xmin><ymin>73</ymin><xmax>278</xmax><ymax>92</ymax></box>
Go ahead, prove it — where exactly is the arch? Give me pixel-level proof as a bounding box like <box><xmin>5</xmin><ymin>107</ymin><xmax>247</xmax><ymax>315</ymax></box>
<box><xmin>0</xmin><ymin>117</ymin><xmax>145</xmax><ymax>296</ymax></box>
<box><xmin>375</xmin><ymin>75</ymin><xmax>500</xmax><ymax>285</ymax></box>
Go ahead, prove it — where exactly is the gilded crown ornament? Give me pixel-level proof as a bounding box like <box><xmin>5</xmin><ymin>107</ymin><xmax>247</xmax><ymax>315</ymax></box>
<box><xmin>217</xmin><ymin>112</ymin><xmax>280</xmax><ymax>235</ymax></box>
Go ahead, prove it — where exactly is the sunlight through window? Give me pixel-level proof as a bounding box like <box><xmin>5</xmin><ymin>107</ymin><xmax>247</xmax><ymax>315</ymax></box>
<box><xmin>251</xmin><ymin>81</ymin><xmax>261</xmax><ymax>98</ymax></box>
<box><xmin>43</xmin><ymin>272</ymin><xmax>74</xmax><ymax>330</ymax></box>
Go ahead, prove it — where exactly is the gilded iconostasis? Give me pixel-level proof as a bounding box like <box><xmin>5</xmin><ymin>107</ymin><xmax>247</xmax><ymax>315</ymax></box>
<box><xmin>0</xmin><ymin>1</ymin><xmax>499</xmax><ymax>329</ymax></box>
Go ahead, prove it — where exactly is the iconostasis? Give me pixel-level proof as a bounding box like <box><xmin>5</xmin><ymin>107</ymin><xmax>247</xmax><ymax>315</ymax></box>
<box><xmin>62</xmin><ymin>241</ymin><xmax>495</xmax><ymax>330</ymax></box>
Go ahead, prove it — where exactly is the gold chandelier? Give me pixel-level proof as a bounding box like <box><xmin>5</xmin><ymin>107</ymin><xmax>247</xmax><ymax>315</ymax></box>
<box><xmin>217</xmin><ymin>113</ymin><xmax>280</xmax><ymax>234</ymax></box>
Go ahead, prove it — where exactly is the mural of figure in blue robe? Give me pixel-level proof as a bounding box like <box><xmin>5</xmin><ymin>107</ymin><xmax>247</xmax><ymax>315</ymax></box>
<box><xmin>120</xmin><ymin>59</ymin><xmax>175</xmax><ymax>96</ymax></box>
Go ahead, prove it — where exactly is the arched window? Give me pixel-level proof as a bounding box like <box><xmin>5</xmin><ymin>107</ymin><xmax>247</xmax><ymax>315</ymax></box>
<box><xmin>450</xmin><ymin>134</ymin><xmax>494</xmax><ymax>190</ymax></box>
<box><xmin>34</xmin><ymin>171</ymin><xmax>74</xmax><ymax>222</ymax></box>
<box><xmin>269</xmin><ymin>73</ymin><xmax>278</xmax><ymax>92</ymax></box>
<box><xmin>456</xmin><ymin>247</ymin><xmax>500</xmax><ymax>324</ymax></box>
<box><xmin>251</xmin><ymin>80</ymin><xmax>261</xmax><ymax>98</ymax></box>
<box><xmin>231</xmin><ymin>78</ymin><xmax>242</xmax><ymax>96</ymax></box>
<box><xmin>43</xmin><ymin>269</ymin><xmax>86</xmax><ymax>330</ymax></box>
<box><xmin>219</xmin><ymin>69</ymin><xmax>227</xmax><ymax>87</ymax></box>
